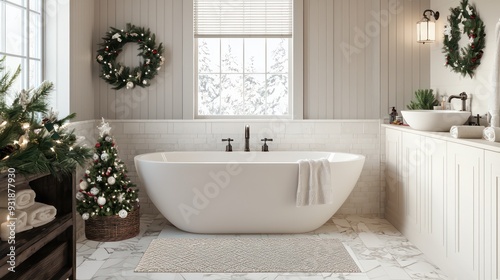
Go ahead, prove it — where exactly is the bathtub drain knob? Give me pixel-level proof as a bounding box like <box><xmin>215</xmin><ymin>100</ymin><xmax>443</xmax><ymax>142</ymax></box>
<box><xmin>222</xmin><ymin>138</ymin><xmax>234</xmax><ymax>152</ymax></box>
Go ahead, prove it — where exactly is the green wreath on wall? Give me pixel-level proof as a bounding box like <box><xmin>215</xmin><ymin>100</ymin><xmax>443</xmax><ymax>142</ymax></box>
<box><xmin>442</xmin><ymin>0</ymin><xmax>485</xmax><ymax>78</ymax></box>
<box><xmin>96</xmin><ymin>23</ymin><xmax>165</xmax><ymax>90</ymax></box>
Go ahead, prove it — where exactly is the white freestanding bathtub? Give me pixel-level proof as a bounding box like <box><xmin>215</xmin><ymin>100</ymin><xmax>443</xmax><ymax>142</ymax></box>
<box><xmin>135</xmin><ymin>151</ymin><xmax>365</xmax><ymax>234</ymax></box>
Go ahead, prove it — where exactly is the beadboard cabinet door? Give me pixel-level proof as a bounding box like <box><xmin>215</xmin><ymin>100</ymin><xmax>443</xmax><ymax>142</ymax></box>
<box><xmin>421</xmin><ymin>137</ymin><xmax>447</xmax><ymax>257</ymax></box>
<box><xmin>401</xmin><ymin>133</ymin><xmax>423</xmax><ymax>234</ymax></box>
<box><xmin>385</xmin><ymin>128</ymin><xmax>402</xmax><ymax>226</ymax></box>
<box><xmin>485</xmin><ymin>151</ymin><xmax>500</xmax><ymax>280</ymax></box>
<box><xmin>446</xmin><ymin>142</ymin><xmax>483</xmax><ymax>280</ymax></box>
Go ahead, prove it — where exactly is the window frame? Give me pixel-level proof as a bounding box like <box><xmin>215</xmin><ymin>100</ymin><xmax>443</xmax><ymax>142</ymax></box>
<box><xmin>0</xmin><ymin>0</ymin><xmax>44</xmax><ymax>92</ymax></box>
<box><xmin>194</xmin><ymin>37</ymin><xmax>293</xmax><ymax>119</ymax></box>
<box><xmin>184</xmin><ymin>0</ymin><xmax>303</xmax><ymax>120</ymax></box>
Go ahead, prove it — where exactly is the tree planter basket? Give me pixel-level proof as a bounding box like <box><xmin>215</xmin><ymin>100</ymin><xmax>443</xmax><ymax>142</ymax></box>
<box><xmin>85</xmin><ymin>206</ymin><xmax>140</xmax><ymax>241</ymax></box>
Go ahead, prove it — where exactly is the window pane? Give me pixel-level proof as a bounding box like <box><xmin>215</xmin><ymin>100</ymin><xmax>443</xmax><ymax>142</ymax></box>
<box><xmin>198</xmin><ymin>38</ymin><xmax>220</xmax><ymax>73</ymax></box>
<box><xmin>6</xmin><ymin>4</ymin><xmax>26</xmax><ymax>56</ymax></box>
<box><xmin>221</xmin><ymin>38</ymin><xmax>242</xmax><ymax>73</ymax></box>
<box><xmin>29</xmin><ymin>0</ymin><xmax>41</xmax><ymax>12</ymax></box>
<box><xmin>267</xmin><ymin>74</ymin><xmax>288</xmax><ymax>115</ymax></box>
<box><xmin>198</xmin><ymin>74</ymin><xmax>220</xmax><ymax>115</ymax></box>
<box><xmin>220</xmin><ymin>74</ymin><xmax>243</xmax><ymax>115</ymax></box>
<box><xmin>244</xmin><ymin>38</ymin><xmax>265</xmax><ymax>73</ymax></box>
<box><xmin>6</xmin><ymin>0</ymin><xmax>24</xmax><ymax>6</ymax></box>
<box><xmin>267</xmin><ymin>38</ymin><xmax>288</xmax><ymax>74</ymax></box>
<box><xmin>29</xmin><ymin>59</ymin><xmax>40</xmax><ymax>88</ymax></box>
<box><xmin>244</xmin><ymin>74</ymin><xmax>266</xmax><ymax>115</ymax></box>
<box><xmin>29</xmin><ymin>11</ymin><xmax>41</xmax><ymax>59</ymax></box>
<box><xmin>3</xmin><ymin>56</ymin><xmax>24</xmax><ymax>100</ymax></box>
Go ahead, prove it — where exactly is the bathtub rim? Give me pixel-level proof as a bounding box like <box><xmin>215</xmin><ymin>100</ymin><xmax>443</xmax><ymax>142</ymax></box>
<box><xmin>134</xmin><ymin>151</ymin><xmax>365</xmax><ymax>164</ymax></box>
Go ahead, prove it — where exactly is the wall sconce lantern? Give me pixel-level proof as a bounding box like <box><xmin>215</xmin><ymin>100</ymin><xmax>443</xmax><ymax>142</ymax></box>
<box><xmin>417</xmin><ymin>9</ymin><xmax>440</xmax><ymax>44</ymax></box>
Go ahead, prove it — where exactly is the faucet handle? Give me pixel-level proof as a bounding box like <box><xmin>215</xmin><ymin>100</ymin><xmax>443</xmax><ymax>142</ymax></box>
<box><xmin>222</xmin><ymin>138</ymin><xmax>233</xmax><ymax>152</ymax></box>
<box><xmin>261</xmin><ymin>138</ymin><xmax>273</xmax><ymax>152</ymax></box>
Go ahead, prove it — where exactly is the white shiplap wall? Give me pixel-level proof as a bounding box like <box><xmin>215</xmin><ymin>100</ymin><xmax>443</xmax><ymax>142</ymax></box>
<box><xmin>93</xmin><ymin>0</ymin><xmax>430</xmax><ymax>120</ymax></box>
<box><xmin>93</xmin><ymin>0</ymin><xmax>185</xmax><ymax>120</ymax></box>
<box><xmin>304</xmin><ymin>0</ymin><xmax>430</xmax><ymax>119</ymax></box>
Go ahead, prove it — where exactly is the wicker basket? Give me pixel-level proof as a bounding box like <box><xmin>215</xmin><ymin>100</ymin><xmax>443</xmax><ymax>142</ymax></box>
<box><xmin>85</xmin><ymin>206</ymin><xmax>140</xmax><ymax>241</ymax></box>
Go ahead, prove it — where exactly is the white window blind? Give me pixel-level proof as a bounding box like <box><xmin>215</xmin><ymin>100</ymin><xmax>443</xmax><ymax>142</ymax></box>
<box><xmin>194</xmin><ymin>0</ymin><xmax>293</xmax><ymax>38</ymax></box>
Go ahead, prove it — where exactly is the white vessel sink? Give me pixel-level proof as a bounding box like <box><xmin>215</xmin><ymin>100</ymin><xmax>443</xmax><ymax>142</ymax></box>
<box><xmin>401</xmin><ymin>110</ymin><xmax>471</xmax><ymax>132</ymax></box>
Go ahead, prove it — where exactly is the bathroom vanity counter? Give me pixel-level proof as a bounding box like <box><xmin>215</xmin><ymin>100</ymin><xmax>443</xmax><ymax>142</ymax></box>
<box><xmin>381</xmin><ymin>124</ymin><xmax>500</xmax><ymax>153</ymax></box>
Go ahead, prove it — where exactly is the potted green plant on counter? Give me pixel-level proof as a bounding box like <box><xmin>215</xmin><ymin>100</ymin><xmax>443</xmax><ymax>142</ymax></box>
<box><xmin>406</xmin><ymin>89</ymin><xmax>439</xmax><ymax>110</ymax></box>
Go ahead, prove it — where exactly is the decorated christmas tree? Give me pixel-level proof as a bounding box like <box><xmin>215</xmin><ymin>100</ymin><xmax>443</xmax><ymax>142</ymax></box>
<box><xmin>76</xmin><ymin>119</ymin><xmax>139</xmax><ymax>221</ymax></box>
<box><xmin>0</xmin><ymin>57</ymin><xmax>91</xmax><ymax>178</ymax></box>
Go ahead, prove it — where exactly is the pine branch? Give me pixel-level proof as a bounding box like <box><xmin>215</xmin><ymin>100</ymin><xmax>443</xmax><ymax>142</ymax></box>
<box><xmin>0</xmin><ymin>56</ymin><xmax>21</xmax><ymax>97</ymax></box>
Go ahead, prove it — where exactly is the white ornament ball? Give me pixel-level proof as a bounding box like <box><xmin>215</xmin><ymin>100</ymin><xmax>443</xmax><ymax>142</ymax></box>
<box><xmin>93</xmin><ymin>153</ymin><xmax>99</xmax><ymax>161</ymax></box>
<box><xmin>118</xmin><ymin>209</ymin><xmax>128</xmax><ymax>219</ymax></box>
<box><xmin>142</xmin><ymin>80</ymin><xmax>148</xmax><ymax>85</ymax></box>
<box><xmin>79</xmin><ymin>181</ymin><xmax>89</xmax><ymax>190</ymax></box>
<box><xmin>90</xmin><ymin>187</ymin><xmax>99</xmax><ymax>195</ymax></box>
<box><xmin>97</xmin><ymin>196</ymin><xmax>106</xmax><ymax>206</ymax></box>
<box><xmin>101</xmin><ymin>152</ymin><xmax>109</xmax><ymax>161</ymax></box>
<box><xmin>76</xmin><ymin>192</ymin><xmax>84</xmax><ymax>201</ymax></box>
<box><xmin>82</xmin><ymin>213</ymin><xmax>90</xmax><ymax>220</ymax></box>
<box><xmin>105</xmin><ymin>136</ymin><xmax>112</xmax><ymax>142</ymax></box>
<box><xmin>126</xmin><ymin>81</ymin><xmax>135</xmax><ymax>89</ymax></box>
<box><xmin>85</xmin><ymin>169</ymin><xmax>90</xmax><ymax>174</ymax></box>
<box><xmin>107</xmin><ymin>176</ymin><xmax>116</xmax><ymax>185</ymax></box>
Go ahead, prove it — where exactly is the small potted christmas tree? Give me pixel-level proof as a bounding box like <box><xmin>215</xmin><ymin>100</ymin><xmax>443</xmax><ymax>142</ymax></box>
<box><xmin>76</xmin><ymin>119</ymin><xmax>139</xmax><ymax>241</ymax></box>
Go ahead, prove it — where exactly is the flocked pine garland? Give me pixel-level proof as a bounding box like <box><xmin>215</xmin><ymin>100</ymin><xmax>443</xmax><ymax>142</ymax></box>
<box><xmin>96</xmin><ymin>23</ymin><xmax>165</xmax><ymax>90</ymax></box>
<box><xmin>0</xmin><ymin>57</ymin><xmax>92</xmax><ymax>179</ymax></box>
<box><xmin>76</xmin><ymin>119</ymin><xmax>139</xmax><ymax>220</ymax></box>
<box><xmin>442</xmin><ymin>0</ymin><xmax>485</xmax><ymax>78</ymax></box>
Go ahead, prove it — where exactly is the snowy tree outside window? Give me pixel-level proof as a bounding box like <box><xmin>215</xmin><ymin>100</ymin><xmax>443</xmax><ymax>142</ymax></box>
<box><xmin>197</xmin><ymin>38</ymin><xmax>290</xmax><ymax>116</ymax></box>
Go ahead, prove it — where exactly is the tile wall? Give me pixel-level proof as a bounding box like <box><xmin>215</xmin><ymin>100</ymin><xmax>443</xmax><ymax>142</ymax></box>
<box><xmin>71</xmin><ymin>119</ymin><xmax>383</xmax><ymax>236</ymax></box>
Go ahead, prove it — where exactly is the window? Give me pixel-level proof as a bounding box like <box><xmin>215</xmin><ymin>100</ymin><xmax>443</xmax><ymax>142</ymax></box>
<box><xmin>194</xmin><ymin>0</ymin><xmax>292</xmax><ymax>117</ymax></box>
<box><xmin>0</xmin><ymin>0</ymin><xmax>43</xmax><ymax>95</ymax></box>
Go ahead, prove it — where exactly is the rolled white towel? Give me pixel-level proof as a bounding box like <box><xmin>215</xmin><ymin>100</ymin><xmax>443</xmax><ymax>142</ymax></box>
<box><xmin>24</xmin><ymin>202</ymin><xmax>57</xmax><ymax>228</ymax></box>
<box><xmin>0</xmin><ymin>189</ymin><xmax>36</xmax><ymax>209</ymax></box>
<box><xmin>450</xmin><ymin>126</ymin><xmax>485</xmax><ymax>139</ymax></box>
<box><xmin>483</xmin><ymin>127</ymin><xmax>500</xmax><ymax>142</ymax></box>
<box><xmin>0</xmin><ymin>208</ymin><xmax>33</xmax><ymax>233</ymax></box>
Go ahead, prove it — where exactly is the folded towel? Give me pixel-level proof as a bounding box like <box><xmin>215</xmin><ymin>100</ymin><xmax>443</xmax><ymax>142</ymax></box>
<box><xmin>0</xmin><ymin>189</ymin><xmax>36</xmax><ymax>209</ymax></box>
<box><xmin>483</xmin><ymin>127</ymin><xmax>500</xmax><ymax>142</ymax></box>
<box><xmin>450</xmin><ymin>126</ymin><xmax>485</xmax><ymax>139</ymax></box>
<box><xmin>24</xmin><ymin>202</ymin><xmax>57</xmax><ymax>228</ymax></box>
<box><xmin>296</xmin><ymin>158</ymin><xmax>332</xmax><ymax>207</ymax></box>
<box><xmin>0</xmin><ymin>208</ymin><xmax>33</xmax><ymax>233</ymax></box>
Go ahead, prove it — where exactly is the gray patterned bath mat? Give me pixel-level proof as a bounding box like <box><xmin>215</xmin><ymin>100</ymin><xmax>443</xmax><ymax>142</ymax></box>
<box><xmin>135</xmin><ymin>236</ymin><xmax>361</xmax><ymax>273</ymax></box>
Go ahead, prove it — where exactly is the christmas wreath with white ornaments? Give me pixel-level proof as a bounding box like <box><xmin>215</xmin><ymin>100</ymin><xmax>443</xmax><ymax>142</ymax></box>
<box><xmin>96</xmin><ymin>23</ymin><xmax>165</xmax><ymax>90</ymax></box>
<box><xmin>442</xmin><ymin>0</ymin><xmax>485</xmax><ymax>78</ymax></box>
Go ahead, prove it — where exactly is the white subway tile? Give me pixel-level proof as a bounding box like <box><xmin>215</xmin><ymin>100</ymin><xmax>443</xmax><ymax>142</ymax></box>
<box><xmin>123</xmin><ymin>123</ymin><xmax>144</xmax><ymax>134</ymax></box>
<box><xmin>173</xmin><ymin>123</ymin><xmax>206</xmax><ymax>134</ymax></box>
<box><xmin>315</xmin><ymin>123</ymin><xmax>342</xmax><ymax>134</ymax></box>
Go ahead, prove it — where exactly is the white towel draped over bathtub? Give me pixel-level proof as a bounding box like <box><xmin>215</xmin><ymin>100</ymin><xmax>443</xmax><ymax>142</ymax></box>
<box><xmin>296</xmin><ymin>158</ymin><xmax>333</xmax><ymax>207</ymax></box>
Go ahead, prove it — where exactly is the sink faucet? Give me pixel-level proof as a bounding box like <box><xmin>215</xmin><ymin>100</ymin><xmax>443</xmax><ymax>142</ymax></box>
<box><xmin>447</xmin><ymin>92</ymin><xmax>468</xmax><ymax>111</ymax></box>
<box><xmin>244</xmin><ymin>125</ymin><xmax>250</xmax><ymax>152</ymax></box>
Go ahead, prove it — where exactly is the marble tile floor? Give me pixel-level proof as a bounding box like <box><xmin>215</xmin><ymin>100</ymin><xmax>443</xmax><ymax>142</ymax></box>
<box><xmin>76</xmin><ymin>215</ymin><xmax>449</xmax><ymax>280</ymax></box>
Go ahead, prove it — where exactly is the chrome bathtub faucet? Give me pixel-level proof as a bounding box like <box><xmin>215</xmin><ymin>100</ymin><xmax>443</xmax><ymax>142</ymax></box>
<box><xmin>244</xmin><ymin>125</ymin><xmax>250</xmax><ymax>152</ymax></box>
